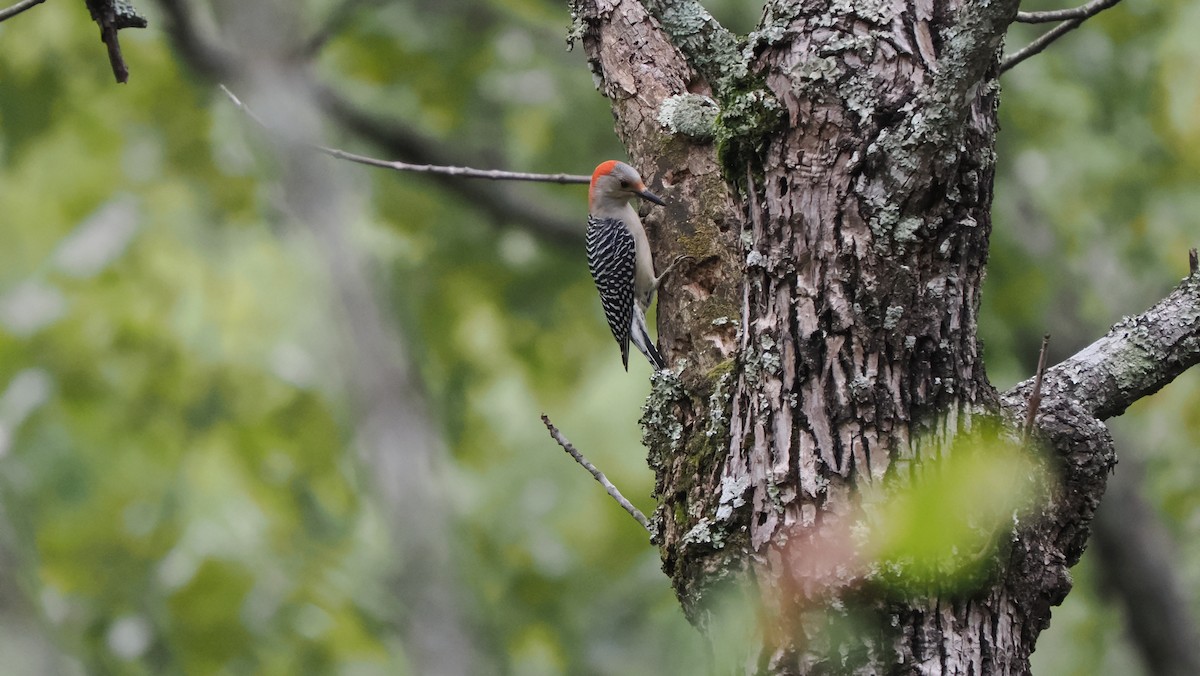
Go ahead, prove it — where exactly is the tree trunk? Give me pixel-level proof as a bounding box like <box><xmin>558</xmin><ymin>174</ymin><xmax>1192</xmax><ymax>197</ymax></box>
<box><xmin>573</xmin><ymin>0</ymin><xmax>1200</xmax><ymax>673</ymax></box>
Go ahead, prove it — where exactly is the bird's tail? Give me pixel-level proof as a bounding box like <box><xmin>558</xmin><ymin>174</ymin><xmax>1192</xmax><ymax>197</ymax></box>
<box><xmin>630</xmin><ymin>309</ymin><xmax>667</xmax><ymax>371</ymax></box>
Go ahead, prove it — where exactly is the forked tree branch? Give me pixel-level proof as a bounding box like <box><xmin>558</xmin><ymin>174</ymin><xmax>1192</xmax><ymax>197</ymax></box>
<box><xmin>570</xmin><ymin>0</ymin><xmax>694</xmax><ymax>150</ymax></box>
<box><xmin>998</xmin><ymin>257</ymin><xmax>1200</xmax><ymax>676</ymax></box>
<box><xmin>1003</xmin><ymin>0</ymin><xmax>1125</xmax><ymax>73</ymax></box>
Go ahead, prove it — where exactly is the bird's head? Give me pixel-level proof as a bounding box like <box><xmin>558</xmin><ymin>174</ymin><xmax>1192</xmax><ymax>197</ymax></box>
<box><xmin>588</xmin><ymin>160</ymin><xmax>665</xmax><ymax>213</ymax></box>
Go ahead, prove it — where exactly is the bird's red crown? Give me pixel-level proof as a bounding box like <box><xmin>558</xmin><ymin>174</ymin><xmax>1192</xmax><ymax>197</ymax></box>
<box><xmin>588</xmin><ymin>160</ymin><xmax>621</xmax><ymax>206</ymax></box>
<box><xmin>590</xmin><ymin>160</ymin><xmax>621</xmax><ymax>184</ymax></box>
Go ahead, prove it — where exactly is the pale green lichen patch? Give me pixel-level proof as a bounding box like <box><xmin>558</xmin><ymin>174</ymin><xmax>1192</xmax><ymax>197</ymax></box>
<box><xmin>715</xmin><ymin>474</ymin><xmax>749</xmax><ymax>521</ymax></box>
<box><xmin>682</xmin><ymin>517</ymin><xmax>724</xmax><ymax>548</ymax></box>
<box><xmin>894</xmin><ymin>217</ymin><xmax>924</xmax><ymax>243</ymax></box>
<box><xmin>642</xmin><ymin>370</ymin><xmax>688</xmax><ymax>470</ymax></box>
<box><xmin>850</xmin><ymin>374</ymin><xmax>872</xmax><ymax>403</ymax></box>
<box><xmin>790</xmin><ymin>55</ymin><xmax>841</xmax><ymax>85</ymax></box>
<box><xmin>647</xmin><ymin>0</ymin><xmax>745</xmax><ymax>93</ymax></box>
<box><xmin>884</xmin><ymin>305</ymin><xmax>905</xmax><ymax>329</ymax></box>
<box><xmin>759</xmin><ymin>334</ymin><xmax>782</xmax><ymax>375</ymax></box>
<box><xmin>715</xmin><ymin>88</ymin><xmax>785</xmax><ymax>179</ymax></box>
<box><xmin>658</xmin><ymin>94</ymin><xmax>719</xmax><ymax>139</ymax></box>
<box><xmin>830</xmin><ymin>0</ymin><xmax>896</xmax><ymax>24</ymax></box>
<box><xmin>741</xmin><ymin>333</ymin><xmax>781</xmax><ymax>386</ymax></box>
<box><xmin>717</xmin><ymin>89</ymin><xmax>784</xmax><ymax>143</ymax></box>
<box><xmin>1113</xmin><ymin>349</ymin><xmax>1157</xmax><ymax>392</ymax></box>
<box><xmin>705</xmin><ymin>371</ymin><xmax>734</xmax><ymax>439</ymax></box>
<box><xmin>565</xmin><ymin>4</ymin><xmax>583</xmax><ymax>51</ymax></box>
<box><xmin>747</xmin><ymin>22</ymin><xmax>787</xmax><ymax>50</ymax></box>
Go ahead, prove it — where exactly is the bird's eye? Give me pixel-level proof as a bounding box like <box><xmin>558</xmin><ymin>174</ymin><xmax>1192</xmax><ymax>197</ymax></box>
<box><xmin>619</xmin><ymin>180</ymin><xmax>631</xmax><ymax>189</ymax></box>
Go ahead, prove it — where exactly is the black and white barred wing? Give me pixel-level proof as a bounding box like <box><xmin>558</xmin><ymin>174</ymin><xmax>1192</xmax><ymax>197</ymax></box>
<box><xmin>585</xmin><ymin>216</ymin><xmax>636</xmax><ymax>369</ymax></box>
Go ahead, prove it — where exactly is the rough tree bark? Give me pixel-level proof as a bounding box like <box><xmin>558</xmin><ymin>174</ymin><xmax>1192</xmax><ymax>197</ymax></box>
<box><xmin>571</xmin><ymin>0</ymin><xmax>1200</xmax><ymax>673</ymax></box>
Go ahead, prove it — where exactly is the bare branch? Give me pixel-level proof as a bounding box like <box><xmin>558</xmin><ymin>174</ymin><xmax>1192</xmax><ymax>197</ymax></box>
<box><xmin>298</xmin><ymin>87</ymin><xmax>589</xmax><ymax>246</ymax></box>
<box><xmin>1002</xmin><ymin>0</ymin><xmax>1123</xmax><ymax>74</ymax></box>
<box><xmin>222</xmin><ymin>85</ymin><xmax>588</xmax><ymax>247</ymax></box>
<box><xmin>1001</xmin><ymin>20</ymin><xmax>1084</xmax><ymax>74</ymax></box>
<box><xmin>1190</xmin><ymin>247</ymin><xmax>1197</xmax><ymax>276</ymax></box>
<box><xmin>1023</xmin><ymin>334</ymin><xmax>1051</xmax><ymax>439</ymax></box>
<box><xmin>1004</xmin><ymin>275</ymin><xmax>1200</xmax><ymax>421</ymax></box>
<box><xmin>540</xmin><ymin>414</ymin><xmax>650</xmax><ymax>532</ymax></box>
<box><xmin>0</xmin><ymin>0</ymin><xmax>45</xmax><ymax>23</ymax></box>
<box><xmin>221</xmin><ymin>86</ymin><xmax>588</xmax><ymax>185</ymax></box>
<box><xmin>1015</xmin><ymin>0</ymin><xmax>1123</xmax><ymax>24</ymax></box>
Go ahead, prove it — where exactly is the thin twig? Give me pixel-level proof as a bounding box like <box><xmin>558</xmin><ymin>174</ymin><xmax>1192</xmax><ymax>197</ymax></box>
<box><xmin>219</xmin><ymin>85</ymin><xmax>590</xmax><ymax>185</ymax></box>
<box><xmin>1015</xmin><ymin>0</ymin><xmax>1123</xmax><ymax>24</ymax></box>
<box><xmin>1189</xmin><ymin>248</ymin><xmax>1198</xmax><ymax>277</ymax></box>
<box><xmin>1002</xmin><ymin>0</ymin><xmax>1124</xmax><ymax>74</ymax></box>
<box><xmin>1023</xmin><ymin>334</ymin><xmax>1051</xmax><ymax>440</ymax></box>
<box><xmin>312</xmin><ymin>86</ymin><xmax>584</xmax><ymax>245</ymax></box>
<box><xmin>0</xmin><ymin>0</ymin><xmax>44</xmax><ymax>22</ymax></box>
<box><xmin>540</xmin><ymin>414</ymin><xmax>650</xmax><ymax>532</ymax></box>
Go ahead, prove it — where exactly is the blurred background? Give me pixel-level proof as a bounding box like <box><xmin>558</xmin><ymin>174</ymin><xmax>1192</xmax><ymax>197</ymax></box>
<box><xmin>0</xmin><ymin>0</ymin><xmax>1195</xmax><ymax>673</ymax></box>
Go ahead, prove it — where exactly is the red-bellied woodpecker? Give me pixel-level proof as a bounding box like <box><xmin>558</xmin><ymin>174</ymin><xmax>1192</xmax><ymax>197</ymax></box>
<box><xmin>586</xmin><ymin>160</ymin><xmax>685</xmax><ymax>371</ymax></box>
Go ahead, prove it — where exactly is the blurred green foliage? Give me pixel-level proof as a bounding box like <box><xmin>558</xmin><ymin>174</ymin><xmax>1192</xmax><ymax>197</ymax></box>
<box><xmin>866</xmin><ymin>424</ymin><xmax>1047</xmax><ymax>594</ymax></box>
<box><xmin>0</xmin><ymin>0</ymin><xmax>1195</xmax><ymax>674</ymax></box>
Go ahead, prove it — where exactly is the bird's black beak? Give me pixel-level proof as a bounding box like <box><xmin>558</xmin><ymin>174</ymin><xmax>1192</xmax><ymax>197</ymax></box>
<box><xmin>637</xmin><ymin>188</ymin><xmax>666</xmax><ymax>206</ymax></box>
